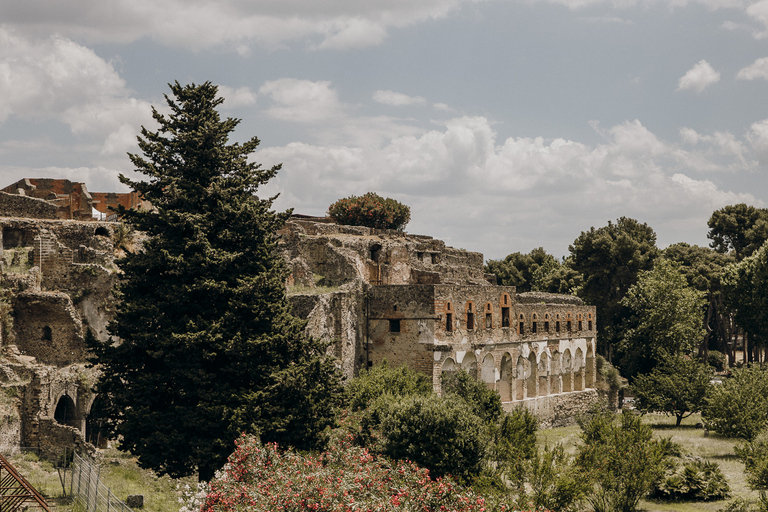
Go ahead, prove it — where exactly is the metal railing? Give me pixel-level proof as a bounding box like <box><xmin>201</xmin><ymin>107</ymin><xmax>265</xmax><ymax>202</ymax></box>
<box><xmin>69</xmin><ymin>452</ymin><xmax>131</xmax><ymax>512</ymax></box>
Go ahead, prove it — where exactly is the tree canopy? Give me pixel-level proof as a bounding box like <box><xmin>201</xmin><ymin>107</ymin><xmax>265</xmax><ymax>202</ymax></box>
<box><xmin>485</xmin><ymin>247</ymin><xmax>572</xmax><ymax>293</ymax></box>
<box><xmin>327</xmin><ymin>192</ymin><xmax>411</xmax><ymax>230</ymax></box>
<box><xmin>90</xmin><ymin>82</ymin><xmax>342</xmax><ymax>480</ymax></box>
<box><xmin>707</xmin><ymin>204</ymin><xmax>768</xmax><ymax>261</ymax></box>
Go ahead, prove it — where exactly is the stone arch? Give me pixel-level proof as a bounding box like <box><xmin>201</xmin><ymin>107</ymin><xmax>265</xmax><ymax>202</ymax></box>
<box><xmin>94</xmin><ymin>226</ymin><xmax>110</xmax><ymax>237</ymax></box>
<box><xmin>574</xmin><ymin>347</ymin><xmax>585</xmax><ymax>391</ymax></box>
<box><xmin>462</xmin><ymin>352</ymin><xmax>478</xmax><ymax>380</ymax></box>
<box><xmin>54</xmin><ymin>394</ymin><xmax>78</xmax><ymax>429</ymax></box>
<box><xmin>516</xmin><ymin>355</ymin><xmax>527</xmax><ymax>400</ymax></box>
<box><xmin>562</xmin><ymin>349</ymin><xmax>573</xmax><ymax>392</ymax></box>
<box><xmin>586</xmin><ymin>343</ymin><xmax>595</xmax><ymax>388</ymax></box>
<box><xmin>538</xmin><ymin>351</ymin><xmax>550</xmax><ymax>396</ymax></box>
<box><xmin>499</xmin><ymin>353</ymin><xmax>513</xmax><ymax>402</ymax></box>
<box><xmin>526</xmin><ymin>351</ymin><xmax>537</xmax><ymax>398</ymax></box>
<box><xmin>550</xmin><ymin>350</ymin><xmax>562</xmax><ymax>394</ymax></box>
<box><xmin>481</xmin><ymin>353</ymin><xmax>495</xmax><ymax>389</ymax></box>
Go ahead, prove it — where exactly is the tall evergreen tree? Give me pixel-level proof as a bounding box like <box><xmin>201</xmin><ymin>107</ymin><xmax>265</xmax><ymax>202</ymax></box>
<box><xmin>90</xmin><ymin>82</ymin><xmax>342</xmax><ymax>480</ymax></box>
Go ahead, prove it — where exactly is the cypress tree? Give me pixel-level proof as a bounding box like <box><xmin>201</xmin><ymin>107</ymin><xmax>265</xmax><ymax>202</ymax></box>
<box><xmin>90</xmin><ymin>81</ymin><xmax>342</xmax><ymax>480</ymax></box>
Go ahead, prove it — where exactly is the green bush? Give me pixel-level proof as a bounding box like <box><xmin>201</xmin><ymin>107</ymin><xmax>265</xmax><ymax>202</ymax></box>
<box><xmin>369</xmin><ymin>394</ymin><xmax>487</xmax><ymax>480</ymax></box>
<box><xmin>703</xmin><ymin>365</ymin><xmax>768</xmax><ymax>440</ymax></box>
<box><xmin>651</xmin><ymin>458</ymin><xmax>730</xmax><ymax>501</ymax></box>
<box><xmin>575</xmin><ymin>411</ymin><xmax>668</xmax><ymax>512</ymax></box>
<box><xmin>442</xmin><ymin>368</ymin><xmax>503</xmax><ymax>424</ymax></box>
<box><xmin>509</xmin><ymin>443</ymin><xmax>586</xmax><ymax>512</ymax></box>
<box><xmin>345</xmin><ymin>362</ymin><xmax>432</xmax><ymax>411</ymax></box>
<box><xmin>708</xmin><ymin>351</ymin><xmax>727</xmax><ymax>372</ymax></box>
<box><xmin>327</xmin><ymin>192</ymin><xmax>411</xmax><ymax>231</ymax></box>
<box><xmin>496</xmin><ymin>407</ymin><xmax>538</xmax><ymax>461</ymax></box>
<box><xmin>736</xmin><ymin>429</ymin><xmax>768</xmax><ymax>489</ymax></box>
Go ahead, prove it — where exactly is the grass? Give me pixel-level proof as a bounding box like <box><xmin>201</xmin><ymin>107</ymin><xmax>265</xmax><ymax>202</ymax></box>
<box><xmin>538</xmin><ymin>412</ymin><xmax>755</xmax><ymax>512</ymax></box>
<box><xmin>7</xmin><ymin>448</ymin><xmax>193</xmax><ymax>512</ymax></box>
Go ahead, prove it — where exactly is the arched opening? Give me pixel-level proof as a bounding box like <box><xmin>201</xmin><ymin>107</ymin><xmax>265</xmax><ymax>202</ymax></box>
<box><xmin>54</xmin><ymin>395</ymin><xmax>78</xmax><ymax>429</ymax></box>
<box><xmin>515</xmin><ymin>356</ymin><xmax>527</xmax><ymax>400</ymax></box>
<box><xmin>574</xmin><ymin>348</ymin><xmax>585</xmax><ymax>391</ymax></box>
<box><xmin>544</xmin><ymin>314</ymin><xmax>550</xmax><ymax>333</ymax></box>
<box><xmin>41</xmin><ymin>326</ymin><xmax>52</xmax><ymax>341</ymax></box>
<box><xmin>481</xmin><ymin>354</ymin><xmax>495</xmax><ymax>390</ymax></box>
<box><xmin>86</xmin><ymin>394</ymin><xmax>109</xmax><ymax>448</ymax></box>
<box><xmin>440</xmin><ymin>358</ymin><xmax>456</xmax><ymax>395</ymax></box>
<box><xmin>501</xmin><ymin>294</ymin><xmax>511</xmax><ymax>328</ymax></box>
<box><xmin>526</xmin><ymin>352</ymin><xmax>537</xmax><ymax>398</ymax></box>
<box><xmin>538</xmin><ymin>352</ymin><xmax>549</xmax><ymax>396</ymax></box>
<box><xmin>485</xmin><ymin>303</ymin><xmax>493</xmax><ymax>329</ymax></box>
<box><xmin>370</xmin><ymin>244</ymin><xmax>382</xmax><ymax>262</ymax></box>
<box><xmin>445</xmin><ymin>302</ymin><xmax>454</xmax><ymax>332</ymax></box>
<box><xmin>94</xmin><ymin>226</ymin><xmax>110</xmax><ymax>237</ymax></box>
<box><xmin>531</xmin><ymin>313</ymin><xmax>538</xmax><ymax>334</ymax></box>
<box><xmin>518</xmin><ymin>314</ymin><xmax>525</xmax><ymax>335</ymax></box>
<box><xmin>462</xmin><ymin>352</ymin><xmax>478</xmax><ymax>380</ymax></box>
<box><xmin>562</xmin><ymin>349</ymin><xmax>572</xmax><ymax>393</ymax></box>
<box><xmin>499</xmin><ymin>353</ymin><xmax>513</xmax><ymax>402</ymax></box>
<box><xmin>465</xmin><ymin>302</ymin><xmax>475</xmax><ymax>330</ymax></box>
<box><xmin>550</xmin><ymin>350</ymin><xmax>562</xmax><ymax>394</ymax></box>
<box><xmin>555</xmin><ymin>314</ymin><xmax>561</xmax><ymax>333</ymax></box>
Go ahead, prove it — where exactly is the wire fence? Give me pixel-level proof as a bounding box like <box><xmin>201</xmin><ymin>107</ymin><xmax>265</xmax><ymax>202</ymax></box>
<box><xmin>68</xmin><ymin>451</ymin><xmax>132</xmax><ymax>512</ymax></box>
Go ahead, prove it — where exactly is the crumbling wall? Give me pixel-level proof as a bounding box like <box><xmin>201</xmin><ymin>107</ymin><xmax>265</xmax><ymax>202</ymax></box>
<box><xmin>13</xmin><ymin>292</ymin><xmax>85</xmax><ymax>366</ymax></box>
<box><xmin>0</xmin><ymin>192</ymin><xmax>60</xmax><ymax>220</ymax></box>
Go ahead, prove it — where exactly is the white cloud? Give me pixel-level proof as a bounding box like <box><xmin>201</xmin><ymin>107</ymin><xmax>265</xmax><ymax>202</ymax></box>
<box><xmin>373</xmin><ymin>90</ymin><xmax>427</xmax><ymax>107</ymax></box>
<box><xmin>736</xmin><ymin>57</ymin><xmax>768</xmax><ymax>80</ymax></box>
<box><xmin>259</xmin><ymin>79</ymin><xmax>345</xmax><ymax>123</ymax></box>
<box><xmin>217</xmin><ymin>86</ymin><xmax>257</xmax><ymax>108</ymax></box>
<box><xmin>677</xmin><ymin>60</ymin><xmax>721</xmax><ymax>92</ymax></box>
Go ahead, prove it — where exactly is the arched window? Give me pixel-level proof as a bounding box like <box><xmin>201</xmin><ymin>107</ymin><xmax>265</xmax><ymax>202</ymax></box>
<box><xmin>544</xmin><ymin>313</ymin><xmax>550</xmax><ymax>332</ymax></box>
<box><xmin>485</xmin><ymin>303</ymin><xmax>493</xmax><ymax>329</ymax></box>
<box><xmin>94</xmin><ymin>226</ymin><xmax>110</xmax><ymax>237</ymax></box>
<box><xmin>531</xmin><ymin>313</ymin><xmax>538</xmax><ymax>334</ymax></box>
<box><xmin>465</xmin><ymin>302</ymin><xmax>475</xmax><ymax>330</ymax></box>
<box><xmin>445</xmin><ymin>302</ymin><xmax>454</xmax><ymax>332</ymax></box>
<box><xmin>500</xmin><ymin>294</ymin><xmax>511</xmax><ymax>327</ymax></box>
<box><xmin>555</xmin><ymin>314</ymin><xmax>561</xmax><ymax>333</ymax></box>
<box><xmin>54</xmin><ymin>395</ymin><xmax>78</xmax><ymax>428</ymax></box>
<box><xmin>518</xmin><ymin>314</ymin><xmax>525</xmax><ymax>335</ymax></box>
<box><xmin>588</xmin><ymin>313</ymin><xmax>593</xmax><ymax>331</ymax></box>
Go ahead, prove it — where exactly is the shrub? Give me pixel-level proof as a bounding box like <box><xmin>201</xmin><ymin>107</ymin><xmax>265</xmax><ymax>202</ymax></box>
<box><xmin>345</xmin><ymin>361</ymin><xmax>432</xmax><ymax>411</ymax></box>
<box><xmin>201</xmin><ymin>432</ymin><xmax>490</xmax><ymax>512</ymax></box>
<box><xmin>708</xmin><ymin>350</ymin><xmax>727</xmax><ymax>372</ymax></box>
<box><xmin>736</xmin><ymin>429</ymin><xmax>768</xmax><ymax>489</ymax></box>
<box><xmin>327</xmin><ymin>192</ymin><xmax>411</xmax><ymax>231</ymax></box>
<box><xmin>496</xmin><ymin>407</ymin><xmax>538</xmax><ymax>462</ymax></box>
<box><xmin>508</xmin><ymin>443</ymin><xmax>586</xmax><ymax>512</ymax></box>
<box><xmin>575</xmin><ymin>411</ymin><xmax>668</xmax><ymax>512</ymax></box>
<box><xmin>703</xmin><ymin>365</ymin><xmax>768</xmax><ymax>440</ymax></box>
<box><xmin>651</xmin><ymin>458</ymin><xmax>730</xmax><ymax>501</ymax></box>
<box><xmin>371</xmin><ymin>394</ymin><xmax>487</xmax><ymax>480</ymax></box>
<box><xmin>442</xmin><ymin>368</ymin><xmax>503</xmax><ymax>424</ymax></box>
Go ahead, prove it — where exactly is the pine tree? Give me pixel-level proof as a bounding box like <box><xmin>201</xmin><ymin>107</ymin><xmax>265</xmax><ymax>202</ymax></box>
<box><xmin>90</xmin><ymin>82</ymin><xmax>342</xmax><ymax>480</ymax></box>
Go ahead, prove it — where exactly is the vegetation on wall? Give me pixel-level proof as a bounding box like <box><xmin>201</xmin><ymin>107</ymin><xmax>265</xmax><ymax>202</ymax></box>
<box><xmin>327</xmin><ymin>192</ymin><xmax>411</xmax><ymax>231</ymax></box>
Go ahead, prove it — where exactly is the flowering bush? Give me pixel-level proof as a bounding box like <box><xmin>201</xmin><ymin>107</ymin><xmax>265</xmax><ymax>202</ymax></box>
<box><xmin>328</xmin><ymin>193</ymin><xmax>411</xmax><ymax>231</ymax></box>
<box><xmin>201</xmin><ymin>429</ymin><xmax>490</xmax><ymax>512</ymax></box>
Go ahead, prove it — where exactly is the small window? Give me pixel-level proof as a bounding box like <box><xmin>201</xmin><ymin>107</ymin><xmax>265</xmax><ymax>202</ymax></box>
<box><xmin>417</xmin><ymin>252</ymin><xmax>424</xmax><ymax>261</ymax></box>
<box><xmin>486</xmin><ymin>313</ymin><xmax>492</xmax><ymax>329</ymax></box>
<box><xmin>467</xmin><ymin>313</ymin><xmax>475</xmax><ymax>330</ymax></box>
<box><xmin>567</xmin><ymin>320</ymin><xmax>572</xmax><ymax>331</ymax></box>
<box><xmin>431</xmin><ymin>253</ymin><xmax>438</xmax><ymax>264</ymax></box>
<box><xmin>531</xmin><ymin>321</ymin><xmax>537</xmax><ymax>334</ymax></box>
<box><xmin>544</xmin><ymin>321</ymin><xmax>549</xmax><ymax>332</ymax></box>
<box><xmin>578</xmin><ymin>320</ymin><xmax>583</xmax><ymax>331</ymax></box>
<box><xmin>588</xmin><ymin>320</ymin><xmax>593</xmax><ymax>331</ymax></box>
<box><xmin>393</xmin><ymin>305</ymin><xmax>398</xmax><ymax>312</ymax></box>
<box><xmin>501</xmin><ymin>307</ymin><xmax>510</xmax><ymax>327</ymax></box>
<box><xmin>368</xmin><ymin>361</ymin><xmax>373</xmax><ymax>367</ymax></box>
<box><xmin>389</xmin><ymin>319</ymin><xmax>401</xmax><ymax>333</ymax></box>
<box><xmin>42</xmin><ymin>326</ymin><xmax>52</xmax><ymax>341</ymax></box>
<box><xmin>446</xmin><ymin>313</ymin><xmax>453</xmax><ymax>332</ymax></box>
<box><xmin>519</xmin><ymin>321</ymin><xmax>525</xmax><ymax>335</ymax></box>
<box><xmin>556</xmin><ymin>321</ymin><xmax>561</xmax><ymax>333</ymax></box>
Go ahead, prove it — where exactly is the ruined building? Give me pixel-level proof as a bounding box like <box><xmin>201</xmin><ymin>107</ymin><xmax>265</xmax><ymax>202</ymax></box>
<box><xmin>282</xmin><ymin>217</ymin><xmax>598</xmax><ymax>424</ymax></box>
<box><xmin>0</xmin><ymin>186</ymin><xmax>598</xmax><ymax>457</ymax></box>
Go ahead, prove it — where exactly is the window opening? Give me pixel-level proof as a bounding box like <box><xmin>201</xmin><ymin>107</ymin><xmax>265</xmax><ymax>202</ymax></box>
<box><xmin>578</xmin><ymin>320</ymin><xmax>583</xmax><ymax>331</ymax></box>
<box><xmin>544</xmin><ymin>321</ymin><xmax>549</xmax><ymax>332</ymax></box>
<box><xmin>467</xmin><ymin>313</ymin><xmax>474</xmax><ymax>330</ymax></box>
<box><xmin>486</xmin><ymin>313</ymin><xmax>492</xmax><ymax>329</ymax></box>
<box><xmin>567</xmin><ymin>320</ymin><xmax>572</xmax><ymax>331</ymax></box>
<box><xmin>556</xmin><ymin>321</ymin><xmax>561</xmax><ymax>333</ymax></box>
<box><xmin>519</xmin><ymin>321</ymin><xmax>525</xmax><ymax>335</ymax></box>
<box><xmin>446</xmin><ymin>313</ymin><xmax>453</xmax><ymax>332</ymax></box>
<box><xmin>531</xmin><ymin>321</ymin><xmax>537</xmax><ymax>334</ymax></box>
<box><xmin>431</xmin><ymin>253</ymin><xmax>438</xmax><ymax>264</ymax></box>
<box><xmin>417</xmin><ymin>252</ymin><xmax>424</xmax><ymax>261</ymax></box>
<box><xmin>501</xmin><ymin>307</ymin><xmax>510</xmax><ymax>327</ymax></box>
<box><xmin>588</xmin><ymin>320</ymin><xmax>593</xmax><ymax>330</ymax></box>
<box><xmin>389</xmin><ymin>319</ymin><xmax>400</xmax><ymax>333</ymax></box>
<box><xmin>42</xmin><ymin>326</ymin><xmax>52</xmax><ymax>341</ymax></box>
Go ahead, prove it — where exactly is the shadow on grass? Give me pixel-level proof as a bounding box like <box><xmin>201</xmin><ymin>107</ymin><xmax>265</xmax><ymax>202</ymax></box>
<box><xmin>648</xmin><ymin>423</ymin><xmax>704</xmax><ymax>431</ymax></box>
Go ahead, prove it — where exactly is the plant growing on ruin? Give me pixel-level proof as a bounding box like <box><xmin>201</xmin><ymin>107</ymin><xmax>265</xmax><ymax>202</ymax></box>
<box><xmin>89</xmin><ymin>82</ymin><xmax>343</xmax><ymax>481</ymax></box>
<box><xmin>327</xmin><ymin>192</ymin><xmax>410</xmax><ymax>230</ymax></box>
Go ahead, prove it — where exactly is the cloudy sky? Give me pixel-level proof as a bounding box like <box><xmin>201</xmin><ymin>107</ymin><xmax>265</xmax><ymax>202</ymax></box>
<box><xmin>1</xmin><ymin>0</ymin><xmax>767</xmax><ymax>259</ymax></box>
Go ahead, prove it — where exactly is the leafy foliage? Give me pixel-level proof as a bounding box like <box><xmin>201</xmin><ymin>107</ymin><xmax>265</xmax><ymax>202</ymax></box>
<box><xmin>485</xmin><ymin>248</ymin><xmax>574</xmax><ymax>293</ymax></box>
<box><xmin>618</xmin><ymin>259</ymin><xmax>705</xmax><ymax>379</ymax></box>
<box><xmin>345</xmin><ymin>361</ymin><xmax>433</xmax><ymax>411</ymax></box>
<box><xmin>723</xmin><ymin>242</ymin><xmax>768</xmax><ymax>347</ymax></box>
<box><xmin>650</xmin><ymin>458</ymin><xmax>730</xmax><ymax>501</ymax></box>
<box><xmin>569</xmin><ymin>217</ymin><xmax>659</xmax><ymax>357</ymax></box>
<box><xmin>702</xmin><ymin>365</ymin><xmax>768</xmax><ymax>440</ymax></box>
<box><xmin>631</xmin><ymin>356</ymin><xmax>712</xmax><ymax>426</ymax></box>
<box><xmin>90</xmin><ymin>82</ymin><xmax>342</xmax><ymax>480</ymax></box>
<box><xmin>442</xmin><ymin>368</ymin><xmax>503</xmax><ymax>424</ymax></box>
<box><xmin>736</xmin><ymin>429</ymin><xmax>768</xmax><ymax>490</ymax></box>
<box><xmin>327</xmin><ymin>192</ymin><xmax>411</xmax><ymax>230</ymax></box>
<box><xmin>201</xmin><ymin>431</ymin><xmax>490</xmax><ymax>512</ymax></box>
<box><xmin>575</xmin><ymin>410</ymin><xmax>668</xmax><ymax>512</ymax></box>
<box><xmin>708</xmin><ymin>204</ymin><xmax>768</xmax><ymax>261</ymax></box>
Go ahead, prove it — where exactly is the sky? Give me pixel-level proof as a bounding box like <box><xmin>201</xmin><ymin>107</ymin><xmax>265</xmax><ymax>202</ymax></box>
<box><xmin>1</xmin><ymin>0</ymin><xmax>767</xmax><ymax>260</ymax></box>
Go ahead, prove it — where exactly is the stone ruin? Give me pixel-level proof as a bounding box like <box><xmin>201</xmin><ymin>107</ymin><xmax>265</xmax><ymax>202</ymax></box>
<box><xmin>0</xmin><ymin>192</ymin><xmax>600</xmax><ymax>459</ymax></box>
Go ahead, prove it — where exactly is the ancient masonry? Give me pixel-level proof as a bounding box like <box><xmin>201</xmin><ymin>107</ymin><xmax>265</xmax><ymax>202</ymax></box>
<box><xmin>282</xmin><ymin>217</ymin><xmax>599</xmax><ymax>425</ymax></box>
<box><xmin>0</xmin><ymin>181</ymin><xmax>598</xmax><ymax>457</ymax></box>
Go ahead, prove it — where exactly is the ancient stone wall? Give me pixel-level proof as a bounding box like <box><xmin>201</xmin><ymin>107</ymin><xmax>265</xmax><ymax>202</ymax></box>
<box><xmin>0</xmin><ymin>192</ymin><xmax>60</xmax><ymax>220</ymax></box>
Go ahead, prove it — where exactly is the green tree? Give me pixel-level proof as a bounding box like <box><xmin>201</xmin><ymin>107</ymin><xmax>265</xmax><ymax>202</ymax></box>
<box><xmin>327</xmin><ymin>192</ymin><xmax>410</xmax><ymax>230</ymax></box>
<box><xmin>708</xmin><ymin>204</ymin><xmax>768</xmax><ymax>261</ymax></box>
<box><xmin>485</xmin><ymin>247</ymin><xmax>559</xmax><ymax>292</ymax></box>
<box><xmin>89</xmin><ymin>82</ymin><xmax>342</xmax><ymax>480</ymax></box>
<box><xmin>703</xmin><ymin>365</ymin><xmax>768</xmax><ymax>440</ymax></box>
<box><xmin>345</xmin><ymin>361</ymin><xmax>432</xmax><ymax>411</ymax></box>
<box><xmin>618</xmin><ymin>260</ymin><xmax>705</xmax><ymax>379</ymax></box>
<box><xmin>575</xmin><ymin>410</ymin><xmax>667</xmax><ymax>512</ymax></box>
<box><xmin>723</xmin><ymin>242</ymin><xmax>768</xmax><ymax>353</ymax></box>
<box><xmin>441</xmin><ymin>368</ymin><xmax>503</xmax><ymax>424</ymax></box>
<box><xmin>631</xmin><ymin>356</ymin><xmax>712</xmax><ymax>426</ymax></box>
<box><xmin>569</xmin><ymin>217</ymin><xmax>659</xmax><ymax>359</ymax></box>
